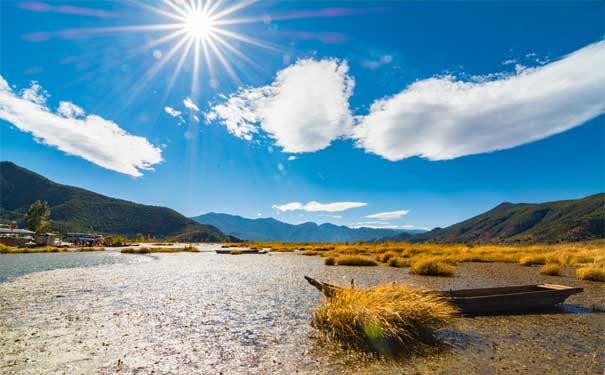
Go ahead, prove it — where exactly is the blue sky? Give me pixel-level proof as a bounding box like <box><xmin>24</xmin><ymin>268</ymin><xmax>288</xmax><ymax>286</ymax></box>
<box><xmin>1</xmin><ymin>1</ymin><xmax>604</xmax><ymax>230</ymax></box>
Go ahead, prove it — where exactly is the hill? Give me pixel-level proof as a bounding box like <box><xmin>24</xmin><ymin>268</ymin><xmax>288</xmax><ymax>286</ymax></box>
<box><xmin>394</xmin><ymin>194</ymin><xmax>604</xmax><ymax>244</ymax></box>
<box><xmin>0</xmin><ymin>161</ymin><xmax>231</xmax><ymax>241</ymax></box>
<box><xmin>192</xmin><ymin>212</ymin><xmax>415</xmax><ymax>242</ymax></box>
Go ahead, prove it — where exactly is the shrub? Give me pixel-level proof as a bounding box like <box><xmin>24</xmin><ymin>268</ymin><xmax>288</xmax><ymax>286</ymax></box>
<box><xmin>310</xmin><ymin>283</ymin><xmax>458</xmax><ymax>353</ymax></box>
<box><xmin>539</xmin><ymin>263</ymin><xmax>561</xmax><ymax>276</ymax></box>
<box><xmin>576</xmin><ymin>265</ymin><xmax>605</xmax><ymax>282</ymax></box>
<box><xmin>324</xmin><ymin>257</ymin><xmax>336</xmax><ymax>266</ymax></box>
<box><xmin>410</xmin><ymin>258</ymin><xmax>454</xmax><ymax>277</ymax></box>
<box><xmin>336</xmin><ymin>255</ymin><xmax>378</xmax><ymax>267</ymax></box>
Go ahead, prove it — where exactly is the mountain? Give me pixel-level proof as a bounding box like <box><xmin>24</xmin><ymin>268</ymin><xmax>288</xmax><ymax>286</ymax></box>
<box><xmin>192</xmin><ymin>212</ymin><xmax>415</xmax><ymax>242</ymax></box>
<box><xmin>0</xmin><ymin>161</ymin><xmax>232</xmax><ymax>241</ymax></box>
<box><xmin>392</xmin><ymin>194</ymin><xmax>604</xmax><ymax>244</ymax></box>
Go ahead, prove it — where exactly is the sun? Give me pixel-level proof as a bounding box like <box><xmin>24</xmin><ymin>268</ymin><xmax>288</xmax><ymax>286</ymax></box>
<box><xmin>184</xmin><ymin>10</ymin><xmax>214</xmax><ymax>40</ymax></box>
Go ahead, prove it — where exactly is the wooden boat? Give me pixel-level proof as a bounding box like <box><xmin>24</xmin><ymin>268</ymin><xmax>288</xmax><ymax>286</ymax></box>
<box><xmin>215</xmin><ymin>248</ymin><xmax>267</xmax><ymax>254</ymax></box>
<box><xmin>438</xmin><ymin>284</ymin><xmax>583</xmax><ymax>314</ymax></box>
<box><xmin>304</xmin><ymin>276</ymin><xmax>583</xmax><ymax>315</ymax></box>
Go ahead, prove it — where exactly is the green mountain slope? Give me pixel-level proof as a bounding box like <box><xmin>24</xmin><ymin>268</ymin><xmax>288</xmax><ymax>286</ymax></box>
<box><xmin>0</xmin><ymin>161</ymin><xmax>230</xmax><ymax>241</ymax></box>
<box><xmin>192</xmin><ymin>212</ymin><xmax>416</xmax><ymax>242</ymax></box>
<box><xmin>402</xmin><ymin>194</ymin><xmax>604</xmax><ymax>244</ymax></box>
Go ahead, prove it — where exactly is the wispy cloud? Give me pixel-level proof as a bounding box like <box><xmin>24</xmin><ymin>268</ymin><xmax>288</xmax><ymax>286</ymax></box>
<box><xmin>0</xmin><ymin>76</ymin><xmax>162</xmax><ymax>177</ymax></box>
<box><xmin>164</xmin><ymin>106</ymin><xmax>182</xmax><ymax>117</ymax></box>
<box><xmin>366</xmin><ymin>210</ymin><xmax>410</xmax><ymax>220</ymax></box>
<box><xmin>183</xmin><ymin>98</ymin><xmax>199</xmax><ymax>112</ymax></box>
<box><xmin>354</xmin><ymin>41</ymin><xmax>605</xmax><ymax>161</ymax></box>
<box><xmin>18</xmin><ymin>2</ymin><xmax>119</xmax><ymax>18</ymax></box>
<box><xmin>287</xmin><ymin>155</ymin><xmax>297</xmax><ymax>161</ymax></box>
<box><xmin>206</xmin><ymin>58</ymin><xmax>354</xmax><ymax>152</ymax></box>
<box><xmin>272</xmin><ymin>201</ymin><xmax>367</xmax><ymax>212</ymax></box>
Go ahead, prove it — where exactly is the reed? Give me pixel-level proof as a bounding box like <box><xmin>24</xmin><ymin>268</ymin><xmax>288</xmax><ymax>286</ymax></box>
<box><xmin>539</xmin><ymin>263</ymin><xmax>561</xmax><ymax>276</ymax></box>
<box><xmin>336</xmin><ymin>255</ymin><xmax>378</xmax><ymax>267</ymax></box>
<box><xmin>576</xmin><ymin>265</ymin><xmax>605</xmax><ymax>282</ymax></box>
<box><xmin>310</xmin><ymin>283</ymin><xmax>457</xmax><ymax>354</ymax></box>
<box><xmin>410</xmin><ymin>258</ymin><xmax>454</xmax><ymax>277</ymax></box>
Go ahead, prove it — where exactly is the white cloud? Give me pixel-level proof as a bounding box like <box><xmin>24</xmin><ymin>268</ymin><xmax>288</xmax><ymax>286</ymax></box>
<box><xmin>183</xmin><ymin>98</ymin><xmax>199</xmax><ymax>112</ymax></box>
<box><xmin>164</xmin><ymin>106</ymin><xmax>182</xmax><ymax>117</ymax></box>
<box><xmin>354</xmin><ymin>41</ymin><xmax>605</xmax><ymax>161</ymax></box>
<box><xmin>0</xmin><ymin>76</ymin><xmax>162</xmax><ymax>177</ymax></box>
<box><xmin>272</xmin><ymin>200</ymin><xmax>367</xmax><ymax>212</ymax></box>
<box><xmin>57</xmin><ymin>101</ymin><xmax>84</xmax><ymax>118</ymax></box>
<box><xmin>366</xmin><ymin>210</ymin><xmax>410</xmax><ymax>220</ymax></box>
<box><xmin>206</xmin><ymin>58</ymin><xmax>354</xmax><ymax>153</ymax></box>
<box><xmin>287</xmin><ymin>155</ymin><xmax>297</xmax><ymax>161</ymax></box>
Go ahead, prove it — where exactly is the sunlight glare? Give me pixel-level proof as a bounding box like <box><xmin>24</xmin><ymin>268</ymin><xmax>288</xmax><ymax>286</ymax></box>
<box><xmin>184</xmin><ymin>10</ymin><xmax>213</xmax><ymax>40</ymax></box>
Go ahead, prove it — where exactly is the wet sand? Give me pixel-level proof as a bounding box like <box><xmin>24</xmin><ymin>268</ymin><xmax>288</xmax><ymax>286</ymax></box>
<box><xmin>0</xmin><ymin>251</ymin><xmax>603</xmax><ymax>374</ymax></box>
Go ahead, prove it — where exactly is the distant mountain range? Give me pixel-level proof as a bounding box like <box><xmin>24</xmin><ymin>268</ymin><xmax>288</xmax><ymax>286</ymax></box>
<box><xmin>192</xmin><ymin>212</ymin><xmax>416</xmax><ymax>242</ymax></box>
<box><xmin>2</xmin><ymin>161</ymin><xmax>602</xmax><ymax>244</ymax></box>
<box><xmin>395</xmin><ymin>193</ymin><xmax>604</xmax><ymax>244</ymax></box>
<box><xmin>0</xmin><ymin>161</ymin><xmax>232</xmax><ymax>242</ymax></box>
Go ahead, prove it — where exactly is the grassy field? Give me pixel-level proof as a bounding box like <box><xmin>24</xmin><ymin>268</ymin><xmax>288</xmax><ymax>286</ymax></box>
<box><xmin>0</xmin><ymin>244</ymin><xmax>105</xmax><ymax>253</ymax></box>
<box><xmin>120</xmin><ymin>245</ymin><xmax>198</xmax><ymax>254</ymax></box>
<box><xmin>233</xmin><ymin>240</ymin><xmax>605</xmax><ymax>281</ymax></box>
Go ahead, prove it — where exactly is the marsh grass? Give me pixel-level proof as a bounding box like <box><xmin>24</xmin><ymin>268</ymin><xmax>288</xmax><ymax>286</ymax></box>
<box><xmin>336</xmin><ymin>255</ymin><xmax>378</xmax><ymax>267</ymax></box>
<box><xmin>576</xmin><ymin>265</ymin><xmax>605</xmax><ymax>282</ymax></box>
<box><xmin>410</xmin><ymin>258</ymin><xmax>454</xmax><ymax>277</ymax></box>
<box><xmin>388</xmin><ymin>257</ymin><xmax>410</xmax><ymax>268</ymax></box>
<box><xmin>0</xmin><ymin>245</ymin><xmax>103</xmax><ymax>254</ymax></box>
<box><xmin>519</xmin><ymin>255</ymin><xmax>547</xmax><ymax>266</ymax></box>
<box><xmin>324</xmin><ymin>257</ymin><xmax>336</xmax><ymax>266</ymax></box>
<box><xmin>539</xmin><ymin>263</ymin><xmax>562</xmax><ymax>276</ymax></box>
<box><xmin>301</xmin><ymin>250</ymin><xmax>319</xmax><ymax>256</ymax></box>
<box><xmin>121</xmin><ymin>246</ymin><xmax>199</xmax><ymax>254</ymax></box>
<box><xmin>229</xmin><ymin>249</ymin><xmax>243</xmax><ymax>255</ymax></box>
<box><xmin>310</xmin><ymin>283</ymin><xmax>457</xmax><ymax>355</ymax></box>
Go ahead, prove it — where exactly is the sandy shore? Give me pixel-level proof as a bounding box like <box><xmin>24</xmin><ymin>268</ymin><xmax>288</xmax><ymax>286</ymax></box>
<box><xmin>0</xmin><ymin>252</ymin><xmax>603</xmax><ymax>374</ymax></box>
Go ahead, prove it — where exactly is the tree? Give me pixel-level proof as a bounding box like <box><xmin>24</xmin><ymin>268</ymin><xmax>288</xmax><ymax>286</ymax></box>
<box><xmin>24</xmin><ymin>200</ymin><xmax>51</xmax><ymax>234</ymax></box>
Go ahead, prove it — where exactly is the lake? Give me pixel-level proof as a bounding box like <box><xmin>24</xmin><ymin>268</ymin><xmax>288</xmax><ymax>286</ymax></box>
<box><xmin>0</xmin><ymin>249</ymin><xmax>603</xmax><ymax>374</ymax></box>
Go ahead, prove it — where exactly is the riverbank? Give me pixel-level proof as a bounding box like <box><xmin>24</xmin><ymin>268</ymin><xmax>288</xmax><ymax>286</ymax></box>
<box><xmin>0</xmin><ymin>252</ymin><xmax>603</xmax><ymax>374</ymax></box>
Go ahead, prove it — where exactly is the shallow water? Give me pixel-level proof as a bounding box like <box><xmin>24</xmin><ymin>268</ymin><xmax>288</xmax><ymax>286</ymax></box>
<box><xmin>0</xmin><ymin>251</ymin><xmax>603</xmax><ymax>374</ymax></box>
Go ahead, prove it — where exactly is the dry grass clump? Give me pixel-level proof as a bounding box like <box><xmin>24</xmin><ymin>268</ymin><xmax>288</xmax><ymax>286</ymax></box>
<box><xmin>519</xmin><ymin>255</ymin><xmax>547</xmax><ymax>266</ymax></box>
<box><xmin>388</xmin><ymin>257</ymin><xmax>411</xmax><ymax>268</ymax></box>
<box><xmin>324</xmin><ymin>257</ymin><xmax>336</xmax><ymax>266</ymax></box>
<box><xmin>410</xmin><ymin>258</ymin><xmax>455</xmax><ymax>277</ymax></box>
<box><xmin>539</xmin><ymin>263</ymin><xmax>561</xmax><ymax>276</ymax></box>
<box><xmin>121</xmin><ymin>246</ymin><xmax>198</xmax><ymax>254</ymax></box>
<box><xmin>77</xmin><ymin>247</ymin><xmax>105</xmax><ymax>252</ymax></box>
<box><xmin>301</xmin><ymin>250</ymin><xmax>319</xmax><ymax>256</ymax></box>
<box><xmin>576</xmin><ymin>265</ymin><xmax>605</xmax><ymax>282</ymax></box>
<box><xmin>377</xmin><ymin>251</ymin><xmax>398</xmax><ymax>263</ymax></box>
<box><xmin>310</xmin><ymin>283</ymin><xmax>457</xmax><ymax>354</ymax></box>
<box><xmin>229</xmin><ymin>249</ymin><xmax>243</xmax><ymax>255</ymax></box>
<box><xmin>336</xmin><ymin>255</ymin><xmax>378</xmax><ymax>267</ymax></box>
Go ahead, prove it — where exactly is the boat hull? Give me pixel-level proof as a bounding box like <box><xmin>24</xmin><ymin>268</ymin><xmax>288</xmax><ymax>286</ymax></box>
<box><xmin>442</xmin><ymin>284</ymin><xmax>583</xmax><ymax>314</ymax></box>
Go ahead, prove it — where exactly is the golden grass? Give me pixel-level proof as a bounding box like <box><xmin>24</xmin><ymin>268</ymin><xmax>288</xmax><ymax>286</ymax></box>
<box><xmin>0</xmin><ymin>245</ymin><xmax>104</xmax><ymax>254</ymax></box>
<box><xmin>576</xmin><ymin>264</ymin><xmax>605</xmax><ymax>282</ymax></box>
<box><xmin>228</xmin><ymin>240</ymin><xmax>605</xmax><ymax>274</ymax></box>
<box><xmin>324</xmin><ymin>257</ymin><xmax>336</xmax><ymax>266</ymax></box>
<box><xmin>336</xmin><ymin>255</ymin><xmax>378</xmax><ymax>267</ymax></box>
<box><xmin>388</xmin><ymin>257</ymin><xmax>411</xmax><ymax>268</ymax></box>
<box><xmin>539</xmin><ymin>263</ymin><xmax>562</xmax><ymax>276</ymax></box>
<box><xmin>121</xmin><ymin>245</ymin><xmax>199</xmax><ymax>254</ymax></box>
<box><xmin>229</xmin><ymin>249</ymin><xmax>243</xmax><ymax>255</ymax></box>
<box><xmin>311</xmin><ymin>282</ymin><xmax>457</xmax><ymax>354</ymax></box>
<box><xmin>301</xmin><ymin>250</ymin><xmax>319</xmax><ymax>256</ymax></box>
<box><xmin>410</xmin><ymin>258</ymin><xmax>455</xmax><ymax>277</ymax></box>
